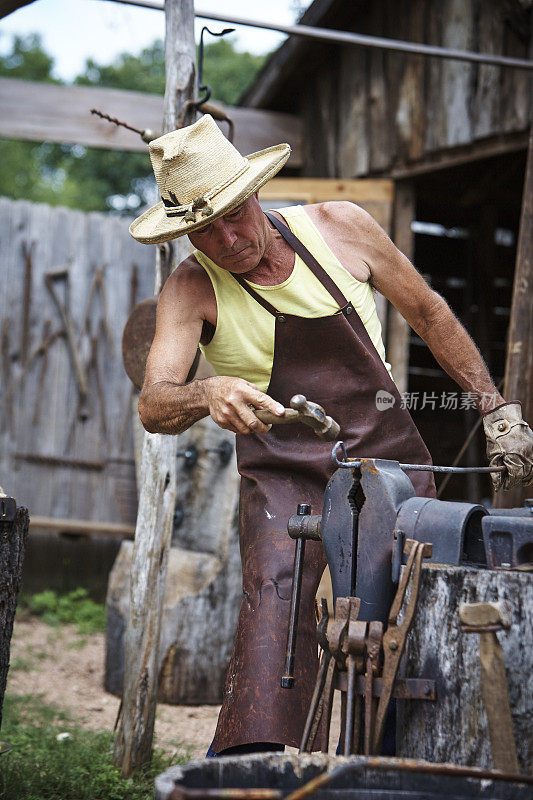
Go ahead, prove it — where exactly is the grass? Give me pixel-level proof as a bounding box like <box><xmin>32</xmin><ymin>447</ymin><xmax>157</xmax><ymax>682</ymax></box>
<box><xmin>0</xmin><ymin>694</ymin><xmax>188</xmax><ymax>800</ymax></box>
<box><xmin>18</xmin><ymin>589</ymin><xmax>107</xmax><ymax>634</ymax></box>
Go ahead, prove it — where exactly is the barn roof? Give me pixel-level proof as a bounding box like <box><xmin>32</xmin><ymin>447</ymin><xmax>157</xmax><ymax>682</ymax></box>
<box><xmin>240</xmin><ymin>0</ymin><xmax>363</xmax><ymax>111</ymax></box>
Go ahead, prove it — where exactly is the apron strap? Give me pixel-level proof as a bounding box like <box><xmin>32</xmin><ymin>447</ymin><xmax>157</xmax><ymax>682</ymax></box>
<box><xmin>264</xmin><ymin>211</ymin><xmax>349</xmax><ymax>308</ymax></box>
<box><xmin>232</xmin><ymin>273</ymin><xmax>283</xmax><ymax>319</ymax></box>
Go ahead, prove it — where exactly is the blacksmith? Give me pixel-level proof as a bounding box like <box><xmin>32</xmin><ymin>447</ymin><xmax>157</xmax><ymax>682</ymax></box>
<box><xmin>130</xmin><ymin>115</ymin><xmax>533</xmax><ymax>756</ymax></box>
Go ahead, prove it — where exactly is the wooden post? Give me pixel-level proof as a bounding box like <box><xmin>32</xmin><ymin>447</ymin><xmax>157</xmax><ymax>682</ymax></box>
<box><xmin>113</xmin><ymin>0</ymin><xmax>196</xmax><ymax>774</ymax></box>
<box><xmin>388</xmin><ymin>181</ymin><xmax>415</xmax><ymax>394</ymax></box>
<box><xmin>494</xmin><ymin>125</ymin><xmax>533</xmax><ymax>509</ymax></box>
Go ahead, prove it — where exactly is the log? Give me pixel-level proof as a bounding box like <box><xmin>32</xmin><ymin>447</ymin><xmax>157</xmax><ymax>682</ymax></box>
<box><xmin>106</xmin><ymin>417</ymin><xmax>241</xmax><ymax>705</ymax></box>
<box><xmin>397</xmin><ymin>564</ymin><xmax>533</xmax><ymax>773</ymax></box>
<box><xmin>0</xmin><ymin>502</ymin><xmax>28</xmax><ymax>726</ymax></box>
<box><xmin>112</xmin><ymin>0</ymin><xmax>197</xmax><ymax>775</ymax></box>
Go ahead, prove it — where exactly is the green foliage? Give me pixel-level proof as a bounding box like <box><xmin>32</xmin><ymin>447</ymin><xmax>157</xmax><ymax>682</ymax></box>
<box><xmin>0</xmin><ymin>32</ymin><xmax>266</xmax><ymax>213</ymax></box>
<box><xmin>0</xmin><ymin>33</ymin><xmax>58</xmax><ymax>83</ymax></box>
<box><xmin>0</xmin><ymin>694</ymin><xmax>187</xmax><ymax>800</ymax></box>
<box><xmin>23</xmin><ymin>589</ymin><xmax>106</xmax><ymax>634</ymax></box>
<box><xmin>75</xmin><ymin>39</ymin><xmax>165</xmax><ymax>95</ymax></box>
<box><xmin>200</xmin><ymin>37</ymin><xmax>265</xmax><ymax>105</ymax></box>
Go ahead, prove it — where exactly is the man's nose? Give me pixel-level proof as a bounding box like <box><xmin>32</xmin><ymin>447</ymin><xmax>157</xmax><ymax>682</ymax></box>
<box><xmin>214</xmin><ymin>220</ymin><xmax>237</xmax><ymax>249</ymax></box>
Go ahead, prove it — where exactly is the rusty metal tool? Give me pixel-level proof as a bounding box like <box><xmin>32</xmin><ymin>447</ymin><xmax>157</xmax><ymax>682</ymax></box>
<box><xmin>169</xmin><ymin>789</ymin><xmax>281</xmax><ymax>800</ymax></box>
<box><xmin>372</xmin><ymin>538</ymin><xmax>432</xmax><ymax>754</ymax></box>
<box><xmin>21</xmin><ymin>240</ymin><xmax>34</xmax><ymax>365</ymax></box>
<box><xmin>363</xmin><ymin>620</ymin><xmax>383</xmax><ymax>755</ymax></box>
<box><xmin>45</xmin><ymin>269</ymin><xmax>90</xmax><ymax>420</ymax></box>
<box><xmin>84</xmin><ymin>267</ymin><xmax>111</xmax><ymax>342</ymax></box>
<box><xmin>299</xmin><ymin>598</ymin><xmax>331</xmax><ymax>752</ymax></box>
<box><xmin>341</xmin><ymin>607</ymin><xmax>365</xmax><ymax>755</ymax></box>
<box><xmin>255</xmin><ymin>394</ymin><xmax>340</xmax><ymax>441</ymax></box>
<box><xmin>459</xmin><ymin>600</ymin><xmax>519</xmax><ymax>773</ymax></box>
<box><xmin>281</xmin><ymin>503</ymin><xmax>311</xmax><ymax>689</ymax></box>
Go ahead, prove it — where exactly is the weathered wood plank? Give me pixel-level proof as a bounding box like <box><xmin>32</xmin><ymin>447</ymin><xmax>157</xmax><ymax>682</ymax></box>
<box><xmin>0</xmin><ymin>78</ymin><xmax>303</xmax><ymax>167</ymax></box>
<box><xmin>337</xmin><ymin>47</ymin><xmax>370</xmax><ymax>178</ymax></box>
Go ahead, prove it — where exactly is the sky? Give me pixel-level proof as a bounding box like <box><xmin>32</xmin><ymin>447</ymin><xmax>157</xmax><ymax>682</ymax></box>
<box><xmin>0</xmin><ymin>0</ymin><xmax>312</xmax><ymax>82</ymax></box>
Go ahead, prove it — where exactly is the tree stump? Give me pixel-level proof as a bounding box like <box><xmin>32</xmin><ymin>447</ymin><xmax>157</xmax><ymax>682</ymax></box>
<box><xmin>106</xmin><ymin>417</ymin><xmax>241</xmax><ymax>704</ymax></box>
<box><xmin>397</xmin><ymin>565</ymin><xmax>533</xmax><ymax>773</ymax></box>
<box><xmin>0</xmin><ymin>503</ymin><xmax>28</xmax><ymax>726</ymax></box>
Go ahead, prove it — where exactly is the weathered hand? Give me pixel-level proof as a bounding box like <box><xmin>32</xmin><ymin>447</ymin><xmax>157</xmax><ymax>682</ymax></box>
<box><xmin>205</xmin><ymin>376</ymin><xmax>285</xmax><ymax>435</ymax></box>
<box><xmin>483</xmin><ymin>402</ymin><xmax>533</xmax><ymax>491</ymax></box>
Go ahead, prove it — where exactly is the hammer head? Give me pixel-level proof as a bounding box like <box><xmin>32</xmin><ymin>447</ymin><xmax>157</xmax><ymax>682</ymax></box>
<box><xmin>290</xmin><ymin>394</ymin><xmax>340</xmax><ymax>441</ymax></box>
<box><xmin>459</xmin><ymin>600</ymin><xmax>512</xmax><ymax>631</ymax></box>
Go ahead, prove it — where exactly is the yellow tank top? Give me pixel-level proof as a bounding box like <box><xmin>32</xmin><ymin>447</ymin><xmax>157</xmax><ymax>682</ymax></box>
<box><xmin>197</xmin><ymin>205</ymin><xmax>392</xmax><ymax>393</ymax></box>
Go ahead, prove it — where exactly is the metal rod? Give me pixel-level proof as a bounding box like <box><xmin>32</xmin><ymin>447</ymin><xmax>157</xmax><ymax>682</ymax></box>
<box><xmin>331</xmin><ymin>442</ymin><xmax>505</xmax><ymax>473</ymax></box>
<box><xmin>102</xmin><ymin>0</ymin><xmax>533</xmax><ymax>71</ymax></box>
<box><xmin>284</xmin><ymin>757</ymin><xmax>533</xmax><ymax>800</ymax></box>
<box><xmin>281</xmin><ymin>535</ymin><xmax>305</xmax><ymax>689</ymax></box>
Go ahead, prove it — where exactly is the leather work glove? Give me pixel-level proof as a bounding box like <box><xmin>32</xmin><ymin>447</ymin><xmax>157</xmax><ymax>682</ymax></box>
<box><xmin>483</xmin><ymin>402</ymin><xmax>533</xmax><ymax>491</ymax></box>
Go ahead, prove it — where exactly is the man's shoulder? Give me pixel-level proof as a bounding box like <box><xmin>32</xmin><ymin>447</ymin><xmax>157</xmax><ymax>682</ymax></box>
<box><xmin>159</xmin><ymin>253</ymin><xmax>214</xmax><ymax>318</ymax></box>
<box><xmin>164</xmin><ymin>253</ymin><xmax>212</xmax><ymax>294</ymax></box>
<box><xmin>304</xmin><ymin>200</ymin><xmax>373</xmax><ymax>229</ymax></box>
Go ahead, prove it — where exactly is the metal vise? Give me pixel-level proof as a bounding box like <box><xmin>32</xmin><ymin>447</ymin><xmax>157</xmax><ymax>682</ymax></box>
<box><xmin>283</xmin><ymin>458</ymin><xmax>533</xmax><ymax>686</ymax></box>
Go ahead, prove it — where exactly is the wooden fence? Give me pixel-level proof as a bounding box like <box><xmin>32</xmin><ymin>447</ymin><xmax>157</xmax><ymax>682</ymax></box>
<box><xmin>0</xmin><ymin>197</ymin><xmax>155</xmax><ymax>530</ymax></box>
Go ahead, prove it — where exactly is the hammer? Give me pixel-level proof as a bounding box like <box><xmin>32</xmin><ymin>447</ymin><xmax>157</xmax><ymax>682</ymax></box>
<box><xmin>459</xmin><ymin>600</ymin><xmax>519</xmax><ymax>773</ymax></box>
<box><xmin>255</xmin><ymin>394</ymin><xmax>340</xmax><ymax>441</ymax></box>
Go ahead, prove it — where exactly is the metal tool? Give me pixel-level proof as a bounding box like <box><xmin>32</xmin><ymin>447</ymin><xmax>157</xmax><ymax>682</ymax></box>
<box><xmin>299</xmin><ymin>558</ymin><xmax>434</xmax><ymax>757</ymax></box>
<box><xmin>45</xmin><ymin>269</ymin><xmax>90</xmax><ymax>420</ymax></box>
<box><xmin>372</xmin><ymin>539</ymin><xmax>432</xmax><ymax>754</ymax></box>
<box><xmin>255</xmin><ymin>394</ymin><xmax>340</xmax><ymax>441</ymax></box>
<box><xmin>482</xmin><ymin>508</ymin><xmax>533</xmax><ymax>570</ymax></box>
<box><xmin>332</xmin><ymin>440</ymin><xmax>506</xmax><ymax>474</ymax></box>
<box><xmin>459</xmin><ymin>601</ymin><xmax>519</xmax><ymax>773</ymax></box>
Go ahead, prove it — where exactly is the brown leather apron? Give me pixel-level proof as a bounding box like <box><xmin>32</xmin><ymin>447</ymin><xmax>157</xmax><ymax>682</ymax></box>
<box><xmin>211</xmin><ymin>212</ymin><xmax>435</xmax><ymax>753</ymax></box>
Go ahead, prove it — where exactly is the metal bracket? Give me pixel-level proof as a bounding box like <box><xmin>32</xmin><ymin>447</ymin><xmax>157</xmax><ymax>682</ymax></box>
<box><xmin>0</xmin><ymin>497</ymin><xmax>16</xmax><ymax>523</ymax></box>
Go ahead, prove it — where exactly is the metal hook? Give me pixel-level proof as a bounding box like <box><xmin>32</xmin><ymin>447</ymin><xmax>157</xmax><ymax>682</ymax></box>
<box><xmin>194</xmin><ymin>26</ymin><xmax>235</xmax><ymax>109</ymax></box>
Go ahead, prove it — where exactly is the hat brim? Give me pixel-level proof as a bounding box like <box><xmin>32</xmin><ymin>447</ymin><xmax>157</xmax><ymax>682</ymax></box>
<box><xmin>129</xmin><ymin>143</ymin><xmax>291</xmax><ymax>244</ymax></box>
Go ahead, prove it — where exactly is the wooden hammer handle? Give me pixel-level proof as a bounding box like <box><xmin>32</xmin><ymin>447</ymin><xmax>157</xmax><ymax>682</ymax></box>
<box><xmin>255</xmin><ymin>408</ymin><xmax>299</xmax><ymax>425</ymax></box>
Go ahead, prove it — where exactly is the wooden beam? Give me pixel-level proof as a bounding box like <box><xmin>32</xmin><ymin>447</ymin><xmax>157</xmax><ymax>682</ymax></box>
<box><xmin>0</xmin><ymin>77</ymin><xmax>302</xmax><ymax>166</ymax></box>
<box><xmin>389</xmin><ymin>130</ymin><xmax>529</xmax><ymax>180</ymax></box>
<box><xmin>387</xmin><ymin>181</ymin><xmax>414</xmax><ymax>395</ymax></box>
<box><xmin>29</xmin><ymin>516</ymin><xmax>135</xmax><ymax>538</ymax></box>
<box><xmin>113</xmin><ymin>0</ymin><xmax>197</xmax><ymax>777</ymax></box>
<box><xmin>259</xmin><ymin>177</ymin><xmax>393</xmax><ymax>203</ymax></box>
<box><xmin>494</xmin><ymin>125</ymin><xmax>533</xmax><ymax>509</ymax></box>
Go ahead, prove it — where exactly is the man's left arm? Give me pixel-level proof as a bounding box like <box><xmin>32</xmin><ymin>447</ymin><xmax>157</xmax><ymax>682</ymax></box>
<box><xmin>348</xmin><ymin>204</ymin><xmax>533</xmax><ymax>490</ymax></box>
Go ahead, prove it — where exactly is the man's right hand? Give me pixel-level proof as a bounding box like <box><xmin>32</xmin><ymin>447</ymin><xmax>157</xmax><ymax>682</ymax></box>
<box><xmin>205</xmin><ymin>376</ymin><xmax>285</xmax><ymax>435</ymax></box>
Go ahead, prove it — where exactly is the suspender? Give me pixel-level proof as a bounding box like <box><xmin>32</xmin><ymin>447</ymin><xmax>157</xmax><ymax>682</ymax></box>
<box><xmin>232</xmin><ymin>211</ymin><xmax>349</xmax><ymax>318</ymax></box>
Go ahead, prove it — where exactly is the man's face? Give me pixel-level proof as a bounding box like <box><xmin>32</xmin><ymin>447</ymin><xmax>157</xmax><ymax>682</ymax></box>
<box><xmin>187</xmin><ymin>194</ymin><xmax>267</xmax><ymax>274</ymax></box>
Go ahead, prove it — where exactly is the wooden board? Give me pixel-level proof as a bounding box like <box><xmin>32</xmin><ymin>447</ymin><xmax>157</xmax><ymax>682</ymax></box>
<box><xmin>260</xmin><ymin>178</ymin><xmax>394</xmax><ymax>203</ymax></box>
<box><xmin>0</xmin><ymin>78</ymin><xmax>303</xmax><ymax>166</ymax></box>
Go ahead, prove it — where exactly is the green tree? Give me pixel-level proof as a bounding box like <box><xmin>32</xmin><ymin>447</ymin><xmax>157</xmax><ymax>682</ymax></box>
<box><xmin>0</xmin><ymin>33</ymin><xmax>266</xmax><ymax>213</ymax></box>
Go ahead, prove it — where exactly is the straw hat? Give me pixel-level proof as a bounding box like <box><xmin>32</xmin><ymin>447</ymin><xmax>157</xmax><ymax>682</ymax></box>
<box><xmin>129</xmin><ymin>114</ymin><xmax>291</xmax><ymax>244</ymax></box>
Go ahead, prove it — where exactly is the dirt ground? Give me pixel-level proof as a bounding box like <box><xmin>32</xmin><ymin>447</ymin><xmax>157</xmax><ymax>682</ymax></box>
<box><xmin>8</xmin><ymin>617</ymin><xmax>341</xmax><ymax>760</ymax></box>
<box><xmin>7</xmin><ymin>617</ymin><xmax>220</xmax><ymax>760</ymax></box>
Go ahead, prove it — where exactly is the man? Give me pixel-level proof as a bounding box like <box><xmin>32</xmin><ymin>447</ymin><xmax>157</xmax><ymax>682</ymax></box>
<box><xmin>130</xmin><ymin>115</ymin><xmax>533</xmax><ymax>756</ymax></box>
